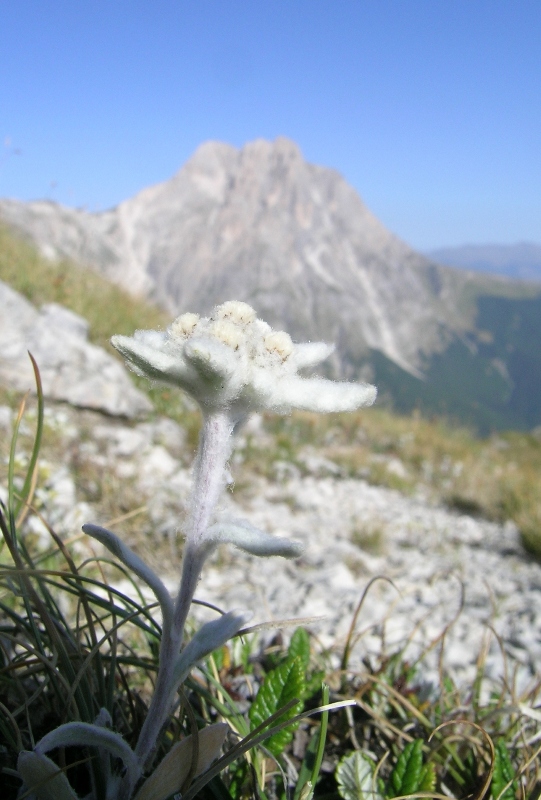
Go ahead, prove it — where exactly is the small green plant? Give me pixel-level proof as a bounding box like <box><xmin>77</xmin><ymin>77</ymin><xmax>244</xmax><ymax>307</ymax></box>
<box><xmin>336</xmin><ymin>751</ymin><xmax>383</xmax><ymax>800</ymax></box>
<box><xmin>386</xmin><ymin>738</ymin><xmax>436</xmax><ymax>797</ymax></box>
<box><xmin>350</xmin><ymin>519</ymin><xmax>385</xmax><ymax>555</ymax></box>
<box><xmin>491</xmin><ymin>738</ymin><xmax>518</xmax><ymax>800</ymax></box>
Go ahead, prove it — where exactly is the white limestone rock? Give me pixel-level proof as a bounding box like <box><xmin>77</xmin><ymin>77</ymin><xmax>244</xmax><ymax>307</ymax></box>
<box><xmin>0</xmin><ymin>280</ymin><xmax>152</xmax><ymax>418</ymax></box>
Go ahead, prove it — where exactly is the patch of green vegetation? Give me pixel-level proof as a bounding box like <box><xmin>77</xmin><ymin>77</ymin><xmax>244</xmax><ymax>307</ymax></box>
<box><xmin>0</xmin><ymin>223</ymin><xmax>168</xmax><ymax>349</ymax></box>
<box><xmin>365</xmin><ymin>289</ymin><xmax>541</xmax><ymax>434</ymax></box>
<box><xmin>350</xmin><ymin>519</ymin><xmax>385</xmax><ymax>554</ymax></box>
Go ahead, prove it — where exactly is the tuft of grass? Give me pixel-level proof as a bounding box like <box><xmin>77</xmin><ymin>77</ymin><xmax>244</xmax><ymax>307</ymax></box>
<box><xmin>350</xmin><ymin>519</ymin><xmax>386</xmax><ymax>555</ymax></box>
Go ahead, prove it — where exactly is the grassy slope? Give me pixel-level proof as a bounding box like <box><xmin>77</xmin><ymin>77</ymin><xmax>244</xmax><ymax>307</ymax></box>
<box><xmin>0</xmin><ymin>223</ymin><xmax>167</xmax><ymax>348</ymax></box>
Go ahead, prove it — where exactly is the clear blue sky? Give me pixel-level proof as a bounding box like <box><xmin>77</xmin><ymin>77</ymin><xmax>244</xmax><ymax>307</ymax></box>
<box><xmin>1</xmin><ymin>1</ymin><xmax>539</xmax><ymax>250</ymax></box>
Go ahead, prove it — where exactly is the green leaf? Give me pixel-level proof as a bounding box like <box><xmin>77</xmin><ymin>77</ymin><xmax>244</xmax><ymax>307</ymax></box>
<box><xmin>294</xmin><ymin>684</ymin><xmax>329</xmax><ymax>800</ymax></box>
<box><xmin>248</xmin><ymin>656</ymin><xmax>305</xmax><ymax>756</ymax></box>
<box><xmin>226</xmin><ymin>760</ymin><xmax>249</xmax><ymax>799</ymax></box>
<box><xmin>15</xmin><ymin>353</ymin><xmax>45</xmax><ymax>519</ymax></box>
<box><xmin>294</xmin><ymin>730</ymin><xmax>320</xmax><ymax>800</ymax></box>
<box><xmin>288</xmin><ymin>628</ymin><xmax>323</xmax><ymax>699</ymax></box>
<box><xmin>388</xmin><ymin>739</ymin><xmax>424</xmax><ymax>797</ymax></box>
<box><xmin>336</xmin><ymin>751</ymin><xmax>383</xmax><ymax>800</ymax></box>
<box><xmin>491</xmin><ymin>738</ymin><xmax>517</xmax><ymax>800</ymax></box>
<box><xmin>305</xmin><ymin>669</ymin><xmax>326</xmax><ymax>699</ymax></box>
<box><xmin>419</xmin><ymin>761</ymin><xmax>436</xmax><ymax>793</ymax></box>
<box><xmin>288</xmin><ymin>628</ymin><xmax>310</xmax><ymax>671</ymax></box>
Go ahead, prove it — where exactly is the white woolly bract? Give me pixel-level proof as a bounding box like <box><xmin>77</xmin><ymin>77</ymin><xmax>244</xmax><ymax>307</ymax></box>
<box><xmin>111</xmin><ymin>301</ymin><xmax>377</xmax><ymax>417</ymax></box>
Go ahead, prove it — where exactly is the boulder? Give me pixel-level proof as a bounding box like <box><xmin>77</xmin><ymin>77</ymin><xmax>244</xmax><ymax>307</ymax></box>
<box><xmin>0</xmin><ymin>280</ymin><xmax>152</xmax><ymax>418</ymax></box>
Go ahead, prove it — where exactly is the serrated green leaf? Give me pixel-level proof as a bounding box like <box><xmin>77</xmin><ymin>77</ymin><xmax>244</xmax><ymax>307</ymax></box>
<box><xmin>388</xmin><ymin>739</ymin><xmax>424</xmax><ymax>797</ymax></box>
<box><xmin>288</xmin><ymin>628</ymin><xmax>310</xmax><ymax>671</ymax></box>
<box><xmin>336</xmin><ymin>751</ymin><xmax>383</xmax><ymax>800</ymax></box>
<box><xmin>491</xmin><ymin>738</ymin><xmax>517</xmax><ymax>800</ymax></box>
<box><xmin>419</xmin><ymin>761</ymin><xmax>436</xmax><ymax>793</ymax></box>
<box><xmin>248</xmin><ymin>656</ymin><xmax>305</xmax><ymax>756</ymax></box>
<box><xmin>305</xmin><ymin>669</ymin><xmax>326</xmax><ymax>699</ymax></box>
<box><xmin>226</xmin><ymin>760</ymin><xmax>249</xmax><ymax>799</ymax></box>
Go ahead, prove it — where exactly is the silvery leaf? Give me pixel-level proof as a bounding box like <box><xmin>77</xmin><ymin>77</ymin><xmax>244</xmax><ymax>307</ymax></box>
<box><xmin>35</xmin><ymin>721</ymin><xmax>140</xmax><ymax>789</ymax></box>
<box><xmin>206</xmin><ymin>519</ymin><xmax>303</xmax><ymax>558</ymax></box>
<box><xmin>17</xmin><ymin>750</ymin><xmax>79</xmax><ymax>800</ymax></box>
<box><xmin>82</xmin><ymin>523</ymin><xmax>173</xmax><ymax>627</ymax></box>
<box><xmin>172</xmin><ymin>610</ymin><xmax>251</xmax><ymax>686</ymax></box>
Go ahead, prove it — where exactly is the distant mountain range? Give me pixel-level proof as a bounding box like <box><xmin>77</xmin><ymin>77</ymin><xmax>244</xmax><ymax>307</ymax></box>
<box><xmin>1</xmin><ymin>137</ymin><xmax>540</xmax><ymax>433</ymax></box>
<box><xmin>428</xmin><ymin>243</ymin><xmax>541</xmax><ymax>282</ymax></box>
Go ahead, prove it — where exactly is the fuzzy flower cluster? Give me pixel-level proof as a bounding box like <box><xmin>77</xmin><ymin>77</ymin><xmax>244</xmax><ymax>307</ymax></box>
<box><xmin>111</xmin><ymin>300</ymin><xmax>377</xmax><ymax>419</ymax></box>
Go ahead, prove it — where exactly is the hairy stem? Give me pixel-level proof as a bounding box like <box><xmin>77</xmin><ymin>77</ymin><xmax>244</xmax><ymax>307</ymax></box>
<box><xmin>131</xmin><ymin>410</ymin><xmax>233</xmax><ymax>778</ymax></box>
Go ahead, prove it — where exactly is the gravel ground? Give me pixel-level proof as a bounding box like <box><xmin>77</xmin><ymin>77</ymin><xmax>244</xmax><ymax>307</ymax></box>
<box><xmin>3</xmin><ymin>404</ymin><xmax>540</xmax><ymax>691</ymax></box>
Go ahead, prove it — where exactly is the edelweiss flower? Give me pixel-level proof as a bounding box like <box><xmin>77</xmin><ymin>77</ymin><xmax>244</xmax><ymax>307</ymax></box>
<box><xmin>111</xmin><ymin>300</ymin><xmax>376</xmax><ymax>419</ymax></box>
<box><xmin>64</xmin><ymin>301</ymin><xmax>378</xmax><ymax>790</ymax></box>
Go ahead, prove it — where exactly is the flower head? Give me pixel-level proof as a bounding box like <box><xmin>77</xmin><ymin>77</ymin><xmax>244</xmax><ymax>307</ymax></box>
<box><xmin>111</xmin><ymin>301</ymin><xmax>376</xmax><ymax>419</ymax></box>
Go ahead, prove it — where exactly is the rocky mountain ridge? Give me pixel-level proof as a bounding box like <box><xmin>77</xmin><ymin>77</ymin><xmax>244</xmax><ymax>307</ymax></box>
<box><xmin>0</xmin><ymin>137</ymin><xmax>473</xmax><ymax>378</ymax></box>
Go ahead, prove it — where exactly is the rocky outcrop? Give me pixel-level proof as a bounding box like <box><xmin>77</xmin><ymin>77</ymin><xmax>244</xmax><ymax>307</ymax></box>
<box><xmin>0</xmin><ymin>138</ymin><xmax>473</xmax><ymax>378</ymax></box>
<box><xmin>0</xmin><ymin>280</ymin><xmax>152</xmax><ymax>417</ymax></box>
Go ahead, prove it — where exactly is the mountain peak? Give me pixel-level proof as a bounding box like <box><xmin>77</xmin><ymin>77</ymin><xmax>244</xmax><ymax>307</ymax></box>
<box><xmin>0</xmin><ymin>137</ymin><xmax>467</xmax><ymax>378</ymax></box>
